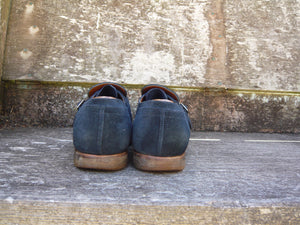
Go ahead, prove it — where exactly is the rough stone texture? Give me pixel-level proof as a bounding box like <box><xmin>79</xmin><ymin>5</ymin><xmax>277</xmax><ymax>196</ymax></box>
<box><xmin>0</xmin><ymin>0</ymin><xmax>12</xmax><ymax>112</ymax></box>
<box><xmin>1</xmin><ymin>81</ymin><xmax>140</xmax><ymax>128</ymax></box>
<box><xmin>1</xmin><ymin>0</ymin><xmax>300</xmax><ymax>131</ymax></box>
<box><xmin>186</xmin><ymin>89</ymin><xmax>300</xmax><ymax>133</ymax></box>
<box><xmin>2</xmin><ymin>81</ymin><xmax>299</xmax><ymax>132</ymax></box>
<box><xmin>2</xmin><ymin>81</ymin><xmax>85</xmax><ymax>127</ymax></box>
<box><xmin>205</xmin><ymin>0</ymin><xmax>228</xmax><ymax>87</ymax></box>
<box><xmin>0</xmin><ymin>128</ymin><xmax>299</xmax><ymax>223</ymax></box>
<box><xmin>2</xmin><ymin>0</ymin><xmax>299</xmax><ymax>91</ymax></box>
<box><xmin>1</xmin><ymin>0</ymin><xmax>11</xmax><ymax>78</ymax></box>
<box><xmin>1</xmin><ymin>202</ymin><xmax>299</xmax><ymax>224</ymax></box>
<box><xmin>225</xmin><ymin>0</ymin><xmax>300</xmax><ymax>91</ymax></box>
<box><xmin>3</xmin><ymin>0</ymin><xmax>212</xmax><ymax>86</ymax></box>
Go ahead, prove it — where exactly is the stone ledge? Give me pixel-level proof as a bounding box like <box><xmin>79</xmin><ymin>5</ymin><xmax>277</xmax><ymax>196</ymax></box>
<box><xmin>1</xmin><ymin>201</ymin><xmax>299</xmax><ymax>224</ymax></box>
<box><xmin>0</xmin><ymin>128</ymin><xmax>299</xmax><ymax>223</ymax></box>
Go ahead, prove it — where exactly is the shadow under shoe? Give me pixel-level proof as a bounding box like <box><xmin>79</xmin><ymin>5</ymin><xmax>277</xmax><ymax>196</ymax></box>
<box><xmin>132</xmin><ymin>84</ymin><xmax>191</xmax><ymax>172</ymax></box>
<box><xmin>73</xmin><ymin>83</ymin><xmax>132</xmax><ymax>171</ymax></box>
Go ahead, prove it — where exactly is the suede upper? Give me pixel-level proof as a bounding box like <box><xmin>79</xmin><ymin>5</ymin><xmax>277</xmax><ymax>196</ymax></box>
<box><xmin>73</xmin><ymin>83</ymin><xmax>132</xmax><ymax>155</ymax></box>
<box><xmin>132</xmin><ymin>85</ymin><xmax>191</xmax><ymax>157</ymax></box>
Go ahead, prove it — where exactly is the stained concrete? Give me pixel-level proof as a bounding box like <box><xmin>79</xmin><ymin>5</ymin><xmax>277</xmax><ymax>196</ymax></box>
<box><xmin>3</xmin><ymin>0</ymin><xmax>211</xmax><ymax>86</ymax></box>
<box><xmin>0</xmin><ymin>0</ymin><xmax>12</xmax><ymax>113</ymax></box>
<box><xmin>2</xmin><ymin>81</ymin><xmax>300</xmax><ymax>132</ymax></box>
<box><xmin>1</xmin><ymin>202</ymin><xmax>299</xmax><ymax>225</ymax></box>
<box><xmin>0</xmin><ymin>128</ymin><xmax>299</xmax><ymax>223</ymax></box>
<box><xmin>1</xmin><ymin>0</ymin><xmax>12</xmax><ymax>78</ymax></box>
<box><xmin>2</xmin><ymin>0</ymin><xmax>299</xmax><ymax>91</ymax></box>
<box><xmin>0</xmin><ymin>128</ymin><xmax>299</xmax><ymax>206</ymax></box>
<box><xmin>225</xmin><ymin>0</ymin><xmax>300</xmax><ymax>91</ymax></box>
<box><xmin>1</xmin><ymin>0</ymin><xmax>300</xmax><ymax>134</ymax></box>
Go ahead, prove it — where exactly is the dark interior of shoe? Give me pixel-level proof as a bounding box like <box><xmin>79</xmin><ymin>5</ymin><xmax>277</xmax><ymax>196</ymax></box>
<box><xmin>94</xmin><ymin>85</ymin><xmax>121</xmax><ymax>99</ymax></box>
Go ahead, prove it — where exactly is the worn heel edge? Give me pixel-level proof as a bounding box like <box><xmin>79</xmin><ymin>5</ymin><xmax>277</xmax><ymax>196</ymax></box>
<box><xmin>74</xmin><ymin>150</ymin><xmax>128</xmax><ymax>171</ymax></box>
<box><xmin>133</xmin><ymin>151</ymin><xmax>185</xmax><ymax>172</ymax></box>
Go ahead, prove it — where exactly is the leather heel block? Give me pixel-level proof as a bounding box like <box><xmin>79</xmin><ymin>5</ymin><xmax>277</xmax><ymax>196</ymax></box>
<box><xmin>133</xmin><ymin>151</ymin><xmax>185</xmax><ymax>172</ymax></box>
<box><xmin>74</xmin><ymin>150</ymin><xmax>128</xmax><ymax>171</ymax></box>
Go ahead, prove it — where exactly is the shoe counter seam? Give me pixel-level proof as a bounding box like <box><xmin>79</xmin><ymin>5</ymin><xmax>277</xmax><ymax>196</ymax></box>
<box><xmin>97</xmin><ymin>108</ymin><xmax>105</xmax><ymax>155</ymax></box>
<box><xmin>157</xmin><ymin>110</ymin><xmax>165</xmax><ymax>156</ymax></box>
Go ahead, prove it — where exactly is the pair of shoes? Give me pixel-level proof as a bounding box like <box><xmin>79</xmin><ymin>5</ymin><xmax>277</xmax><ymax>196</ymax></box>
<box><xmin>73</xmin><ymin>82</ymin><xmax>191</xmax><ymax>172</ymax></box>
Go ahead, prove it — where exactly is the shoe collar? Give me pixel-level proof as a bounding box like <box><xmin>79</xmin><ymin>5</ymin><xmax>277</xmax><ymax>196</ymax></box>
<box><xmin>88</xmin><ymin>82</ymin><xmax>127</xmax><ymax>98</ymax></box>
<box><xmin>140</xmin><ymin>84</ymin><xmax>179</xmax><ymax>102</ymax></box>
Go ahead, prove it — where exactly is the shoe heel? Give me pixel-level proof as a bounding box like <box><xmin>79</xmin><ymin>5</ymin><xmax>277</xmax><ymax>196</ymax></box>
<box><xmin>133</xmin><ymin>151</ymin><xmax>185</xmax><ymax>172</ymax></box>
<box><xmin>74</xmin><ymin>150</ymin><xmax>128</xmax><ymax>171</ymax></box>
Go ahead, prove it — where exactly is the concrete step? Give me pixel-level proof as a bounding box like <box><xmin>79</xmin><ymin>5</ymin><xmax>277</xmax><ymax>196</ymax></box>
<box><xmin>0</xmin><ymin>128</ymin><xmax>299</xmax><ymax>224</ymax></box>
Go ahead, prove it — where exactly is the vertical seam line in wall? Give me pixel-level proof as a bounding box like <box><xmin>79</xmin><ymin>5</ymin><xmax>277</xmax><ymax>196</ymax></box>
<box><xmin>0</xmin><ymin>0</ymin><xmax>13</xmax><ymax>114</ymax></box>
<box><xmin>1</xmin><ymin>0</ymin><xmax>13</xmax><ymax>79</ymax></box>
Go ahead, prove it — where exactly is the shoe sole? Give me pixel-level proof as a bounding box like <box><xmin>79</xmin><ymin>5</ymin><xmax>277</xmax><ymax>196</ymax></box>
<box><xmin>133</xmin><ymin>151</ymin><xmax>185</xmax><ymax>172</ymax></box>
<box><xmin>74</xmin><ymin>150</ymin><xmax>128</xmax><ymax>171</ymax></box>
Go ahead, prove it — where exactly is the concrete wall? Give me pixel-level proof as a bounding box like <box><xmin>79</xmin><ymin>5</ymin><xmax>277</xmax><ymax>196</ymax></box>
<box><xmin>1</xmin><ymin>0</ymin><xmax>299</xmax><ymax>132</ymax></box>
<box><xmin>0</xmin><ymin>0</ymin><xmax>12</xmax><ymax>113</ymax></box>
<box><xmin>1</xmin><ymin>0</ymin><xmax>11</xmax><ymax>77</ymax></box>
<box><xmin>3</xmin><ymin>81</ymin><xmax>299</xmax><ymax>132</ymax></box>
<box><xmin>225</xmin><ymin>0</ymin><xmax>300</xmax><ymax>91</ymax></box>
<box><xmin>3</xmin><ymin>0</ymin><xmax>299</xmax><ymax>91</ymax></box>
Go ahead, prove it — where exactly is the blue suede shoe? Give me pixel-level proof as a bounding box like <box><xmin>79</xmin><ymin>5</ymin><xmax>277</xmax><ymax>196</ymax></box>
<box><xmin>132</xmin><ymin>84</ymin><xmax>191</xmax><ymax>171</ymax></box>
<box><xmin>73</xmin><ymin>82</ymin><xmax>132</xmax><ymax>170</ymax></box>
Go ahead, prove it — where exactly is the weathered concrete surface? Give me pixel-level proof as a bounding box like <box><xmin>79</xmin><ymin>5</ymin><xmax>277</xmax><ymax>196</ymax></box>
<box><xmin>3</xmin><ymin>0</ymin><xmax>211</xmax><ymax>86</ymax></box>
<box><xmin>1</xmin><ymin>0</ymin><xmax>300</xmax><ymax>131</ymax></box>
<box><xmin>0</xmin><ymin>0</ymin><xmax>12</xmax><ymax>113</ymax></box>
<box><xmin>205</xmin><ymin>0</ymin><xmax>228</xmax><ymax>87</ymax></box>
<box><xmin>2</xmin><ymin>81</ymin><xmax>86</xmax><ymax>127</ymax></box>
<box><xmin>225</xmin><ymin>0</ymin><xmax>300</xmax><ymax>91</ymax></box>
<box><xmin>2</xmin><ymin>0</ymin><xmax>299</xmax><ymax>91</ymax></box>
<box><xmin>0</xmin><ymin>0</ymin><xmax>11</xmax><ymax>78</ymax></box>
<box><xmin>186</xmin><ymin>89</ymin><xmax>300</xmax><ymax>133</ymax></box>
<box><xmin>1</xmin><ymin>81</ymin><xmax>299</xmax><ymax>132</ymax></box>
<box><xmin>1</xmin><ymin>202</ymin><xmax>299</xmax><ymax>225</ymax></box>
<box><xmin>0</xmin><ymin>128</ymin><xmax>299</xmax><ymax>223</ymax></box>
